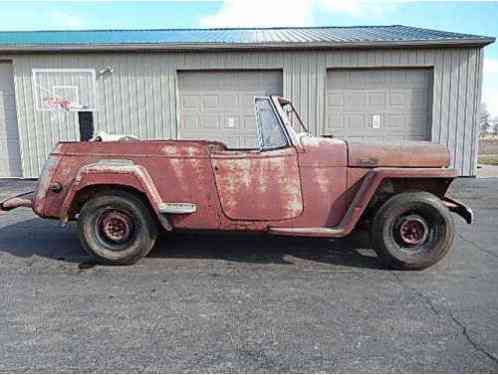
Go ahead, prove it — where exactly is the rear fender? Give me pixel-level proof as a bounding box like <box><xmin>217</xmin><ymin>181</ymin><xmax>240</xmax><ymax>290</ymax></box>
<box><xmin>60</xmin><ymin>159</ymin><xmax>173</xmax><ymax>230</ymax></box>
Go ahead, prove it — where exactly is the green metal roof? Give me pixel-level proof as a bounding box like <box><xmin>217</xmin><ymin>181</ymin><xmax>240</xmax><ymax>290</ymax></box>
<box><xmin>0</xmin><ymin>25</ymin><xmax>493</xmax><ymax>52</ymax></box>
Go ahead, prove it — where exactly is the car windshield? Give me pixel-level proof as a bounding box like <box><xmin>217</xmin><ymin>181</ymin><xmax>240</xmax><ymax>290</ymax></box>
<box><xmin>277</xmin><ymin>99</ymin><xmax>309</xmax><ymax>134</ymax></box>
<box><xmin>255</xmin><ymin>98</ymin><xmax>288</xmax><ymax>150</ymax></box>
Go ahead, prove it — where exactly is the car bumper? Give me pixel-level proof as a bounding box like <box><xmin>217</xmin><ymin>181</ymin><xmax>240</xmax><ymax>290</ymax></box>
<box><xmin>0</xmin><ymin>191</ymin><xmax>34</xmax><ymax>211</ymax></box>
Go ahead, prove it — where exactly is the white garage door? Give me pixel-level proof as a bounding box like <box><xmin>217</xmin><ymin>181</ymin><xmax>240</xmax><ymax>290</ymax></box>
<box><xmin>178</xmin><ymin>70</ymin><xmax>283</xmax><ymax>148</ymax></box>
<box><xmin>326</xmin><ymin>68</ymin><xmax>433</xmax><ymax>142</ymax></box>
<box><xmin>0</xmin><ymin>62</ymin><xmax>21</xmax><ymax>177</ymax></box>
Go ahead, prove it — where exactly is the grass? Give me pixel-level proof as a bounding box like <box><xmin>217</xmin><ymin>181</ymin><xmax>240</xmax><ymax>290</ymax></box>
<box><xmin>478</xmin><ymin>154</ymin><xmax>498</xmax><ymax>166</ymax></box>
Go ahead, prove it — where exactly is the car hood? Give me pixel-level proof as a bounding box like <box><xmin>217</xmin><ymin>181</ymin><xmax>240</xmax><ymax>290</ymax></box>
<box><xmin>347</xmin><ymin>141</ymin><xmax>450</xmax><ymax>168</ymax></box>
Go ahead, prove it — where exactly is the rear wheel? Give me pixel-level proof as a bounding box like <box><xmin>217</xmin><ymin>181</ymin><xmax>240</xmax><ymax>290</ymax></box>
<box><xmin>370</xmin><ymin>192</ymin><xmax>455</xmax><ymax>270</ymax></box>
<box><xmin>77</xmin><ymin>191</ymin><xmax>158</xmax><ymax>265</ymax></box>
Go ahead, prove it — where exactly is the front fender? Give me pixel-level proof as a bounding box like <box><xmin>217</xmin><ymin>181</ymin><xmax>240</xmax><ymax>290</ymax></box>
<box><xmin>442</xmin><ymin>196</ymin><xmax>473</xmax><ymax>224</ymax></box>
<box><xmin>270</xmin><ymin>167</ymin><xmax>460</xmax><ymax>238</ymax></box>
<box><xmin>60</xmin><ymin>159</ymin><xmax>173</xmax><ymax>230</ymax></box>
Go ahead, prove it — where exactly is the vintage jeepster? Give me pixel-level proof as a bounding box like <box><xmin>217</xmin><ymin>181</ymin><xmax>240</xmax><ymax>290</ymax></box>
<box><xmin>0</xmin><ymin>96</ymin><xmax>472</xmax><ymax>269</ymax></box>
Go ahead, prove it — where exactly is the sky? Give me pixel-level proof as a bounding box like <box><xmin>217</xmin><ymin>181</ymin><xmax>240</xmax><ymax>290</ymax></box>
<box><xmin>1</xmin><ymin>0</ymin><xmax>497</xmax><ymax>116</ymax></box>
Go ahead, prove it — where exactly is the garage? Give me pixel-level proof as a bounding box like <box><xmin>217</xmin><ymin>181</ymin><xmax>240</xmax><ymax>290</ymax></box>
<box><xmin>326</xmin><ymin>68</ymin><xmax>433</xmax><ymax>142</ymax></box>
<box><xmin>0</xmin><ymin>62</ymin><xmax>21</xmax><ymax>177</ymax></box>
<box><xmin>178</xmin><ymin>70</ymin><xmax>283</xmax><ymax>149</ymax></box>
<box><xmin>0</xmin><ymin>26</ymin><xmax>492</xmax><ymax>176</ymax></box>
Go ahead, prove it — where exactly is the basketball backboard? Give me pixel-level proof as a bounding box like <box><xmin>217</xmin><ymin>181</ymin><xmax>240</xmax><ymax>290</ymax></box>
<box><xmin>32</xmin><ymin>68</ymin><xmax>97</xmax><ymax>112</ymax></box>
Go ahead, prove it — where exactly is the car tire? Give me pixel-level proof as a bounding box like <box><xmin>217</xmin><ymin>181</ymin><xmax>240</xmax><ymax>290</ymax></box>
<box><xmin>77</xmin><ymin>191</ymin><xmax>158</xmax><ymax>265</ymax></box>
<box><xmin>370</xmin><ymin>192</ymin><xmax>455</xmax><ymax>270</ymax></box>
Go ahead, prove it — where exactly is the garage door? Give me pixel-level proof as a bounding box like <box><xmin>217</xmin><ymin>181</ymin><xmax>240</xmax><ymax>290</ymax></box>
<box><xmin>178</xmin><ymin>70</ymin><xmax>283</xmax><ymax>148</ymax></box>
<box><xmin>0</xmin><ymin>62</ymin><xmax>21</xmax><ymax>177</ymax></box>
<box><xmin>326</xmin><ymin>68</ymin><xmax>433</xmax><ymax>142</ymax></box>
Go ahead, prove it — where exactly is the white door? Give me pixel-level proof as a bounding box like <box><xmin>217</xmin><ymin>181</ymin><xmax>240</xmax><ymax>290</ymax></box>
<box><xmin>326</xmin><ymin>68</ymin><xmax>433</xmax><ymax>142</ymax></box>
<box><xmin>0</xmin><ymin>62</ymin><xmax>21</xmax><ymax>177</ymax></box>
<box><xmin>178</xmin><ymin>70</ymin><xmax>283</xmax><ymax>149</ymax></box>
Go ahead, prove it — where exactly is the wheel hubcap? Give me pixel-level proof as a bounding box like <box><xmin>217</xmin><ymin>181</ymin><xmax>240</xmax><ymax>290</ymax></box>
<box><xmin>98</xmin><ymin>210</ymin><xmax>132</xmax><ymax>243</ymax></box>
<box><xmin>398</xmin><ymin>215</ymin><xmax>429</xmax><ymax>246</ymax></box>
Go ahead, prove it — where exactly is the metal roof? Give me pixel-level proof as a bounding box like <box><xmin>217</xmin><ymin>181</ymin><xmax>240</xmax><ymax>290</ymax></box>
<box><xmin>0</xmin><ymin>25</ymin><xmax>494</xmax><ymax>52</ymax></box>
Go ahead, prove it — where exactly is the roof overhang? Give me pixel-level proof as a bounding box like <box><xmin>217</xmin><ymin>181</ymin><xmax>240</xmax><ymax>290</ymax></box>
<box><xmin>0</xmin><ymin>37</ymin><xmax>494</xmax><ymax>54</ymax></box>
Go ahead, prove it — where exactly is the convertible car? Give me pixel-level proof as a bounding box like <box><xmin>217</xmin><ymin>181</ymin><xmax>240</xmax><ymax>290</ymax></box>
<box><xmin>0</xmin><ymin>96</ymin><xmax>472</xmax><ymax>269</ymax></box>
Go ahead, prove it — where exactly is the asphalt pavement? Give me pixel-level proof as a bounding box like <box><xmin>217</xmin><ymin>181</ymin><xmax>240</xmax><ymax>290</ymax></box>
<box><xmin>0</xmin><ymin>178</ymin><xmax>497</xmax><ymax>372</ymax></box>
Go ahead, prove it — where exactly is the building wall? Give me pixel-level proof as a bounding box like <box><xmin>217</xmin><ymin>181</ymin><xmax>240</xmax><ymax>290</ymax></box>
<box><xmin>1</xmin><ymin>46</ymin><xmax>484</xmax><ymax>177</ymax></box>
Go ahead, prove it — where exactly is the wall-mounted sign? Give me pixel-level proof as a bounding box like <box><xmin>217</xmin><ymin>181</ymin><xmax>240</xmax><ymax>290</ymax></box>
<box><xmin>372</xmin><ymin>114</ymin><xmax>381</xmax><ymax>129</ymax></box>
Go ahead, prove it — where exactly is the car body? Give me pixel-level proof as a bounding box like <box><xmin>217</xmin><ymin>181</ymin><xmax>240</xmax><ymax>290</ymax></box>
<box><xmin>1</xmin><ymin>96</ymin><xmax>472</xmax><ymax>269</ymax></box>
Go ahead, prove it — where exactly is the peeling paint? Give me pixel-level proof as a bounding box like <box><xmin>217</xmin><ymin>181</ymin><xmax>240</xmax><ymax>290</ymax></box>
<box><xmin>2</xmin><ymin>97</ymin><xmax>463</xmax><ymax>240</ymax></box>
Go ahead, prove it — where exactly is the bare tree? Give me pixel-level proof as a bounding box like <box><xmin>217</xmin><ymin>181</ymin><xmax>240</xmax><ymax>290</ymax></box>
<box><xmin>480</xmin><ymin>103</ymin><xmax>492</xmax><ymax>136</ymax></box>
<box><xmin>492</xmin><ymin>116</ymin><xmax>498</xmax><ymax>136</ymax></box>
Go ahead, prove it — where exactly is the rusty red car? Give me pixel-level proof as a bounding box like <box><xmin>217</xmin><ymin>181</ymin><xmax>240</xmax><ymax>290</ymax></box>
<box><xmin>1</xmin><ymin>96</ymin><xmax>472</xmax><ymax>269</ymax></box>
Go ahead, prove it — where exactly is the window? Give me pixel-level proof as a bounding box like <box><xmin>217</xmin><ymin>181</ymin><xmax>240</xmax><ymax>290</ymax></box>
<box><xmin>255</xmin><ymin>98</ymin><xmax>288</xmax><ymax>150</ymax></box>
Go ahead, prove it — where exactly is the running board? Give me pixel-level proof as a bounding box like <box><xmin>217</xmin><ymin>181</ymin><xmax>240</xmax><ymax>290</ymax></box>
<box><xmin>159</xmin><ymin>202</ymin><xmax>197</xmax><ymax>214</ymax></box>
<box><xmin>268</xmin><ymin>226</ymin><xmax>348</xmax><ymax>238</ymax></box>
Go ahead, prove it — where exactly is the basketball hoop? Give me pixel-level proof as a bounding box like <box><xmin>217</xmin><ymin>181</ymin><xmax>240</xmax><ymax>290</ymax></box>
<box><xmin>32</xmin><ymin>69</ymin><xmax>97</xmax><ymax>112</ymax></box>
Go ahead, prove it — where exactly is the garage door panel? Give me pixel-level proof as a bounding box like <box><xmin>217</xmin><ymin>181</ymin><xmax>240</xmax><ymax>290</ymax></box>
<box><xmin>202</xmin><ymin>95</ymin><xmax>220</xmax><ymax>110</ymax></box>
<box><xmin>344</xmin><ymin>92</ymin><xmax>366</xmax><ymax>109</ymax></box>
<box><xmin>345</xmin><ymin>113</ymin><xmax>366</xmax><ymax>129</ymax></box>
<box><xmin>181</xmin><ymin>94</ymin><xmax>202</xmax><ymax>111</ymax></box>
<box><xmin>220</xmin><ymin>94</ymin><xmax>239</xmax><ymax>109</ymax></box>
<box><xmin>385</xmin><ymin>114</ymin><xmax>406</xmax><ymax>129</ymax></box>
<box><xmin>178</xmin><ymin>70</ymin><xmax>282</xmax><ymax>148</ymax></box>
<box><xmin>389</xmin><ymin>89</ymin><xmax>408</xmax><ymax>108</ymax></box>
<box><xmin>242</xmin><ymin>115</ymin><xmax>256</xmax><ymax>130</ymax></box>
<box><xmin>410</xmin><ymin>89</ymin><xmax>430</xmax><ymax>109</ymax></box>
<box><xmin>326</xmin><ymin>68</ymin><xmax>433</xmax><ymax>142</ymax></box>
<box><xmin>327</xmin><ymin>92</ymin><xmax>344</xmax><ymax>107</ymax></box>
<box><xmin>367</xmin><ymin>91</ymin><xmax>387</xmax><ymax>108</ymax></box>
<box><xmin>220</xmin><ymin>115</ymin><xmax>241</xmax><ymax>130</ymax></box>
<box><xmin>327</xmin><ymin>114</ymin><xmax>344</xmax><ymax>129</ymax></box>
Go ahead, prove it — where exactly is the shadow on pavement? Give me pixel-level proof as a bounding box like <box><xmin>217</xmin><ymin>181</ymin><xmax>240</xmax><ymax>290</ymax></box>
<box><xmin>0</xmin><ymin>217</ymin><xmax>384</xmax><ymax>270</ymax></box>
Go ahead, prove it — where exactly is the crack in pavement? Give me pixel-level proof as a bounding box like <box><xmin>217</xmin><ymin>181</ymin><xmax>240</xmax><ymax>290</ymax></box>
<box><xmin>457</xmin><ymin>233</ymin><xmax>498</xmax><ymax>261</ymax></box>
<box><xmin>392</xmin><ymin>273</ymin><xmax>498</xmax><ymax>366</ymax></box>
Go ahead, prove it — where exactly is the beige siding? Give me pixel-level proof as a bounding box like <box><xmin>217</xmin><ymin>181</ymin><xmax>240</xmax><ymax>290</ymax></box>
<box><xmin>5</xmin><ymin>47</ymin><xmax>484</xmax><ymax>177</ymax></box>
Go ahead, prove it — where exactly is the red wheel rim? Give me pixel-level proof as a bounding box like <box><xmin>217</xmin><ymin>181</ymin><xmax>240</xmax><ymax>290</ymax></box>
<box><xmin>98</xmin><ymin>210</ymin><xmax>133</xmax><ymax>243</ymax></box>
<box><xmin>398</xmin><ymin>215</ymin><xmax>428</xmax><ymax>246</ymax></box>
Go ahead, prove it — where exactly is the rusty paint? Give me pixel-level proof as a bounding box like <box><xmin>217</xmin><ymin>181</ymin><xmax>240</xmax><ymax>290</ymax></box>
<box><xmin>211</xmin><ymin>147</ymin><xmax>303</xmax><ymax>221</ymax></box>
<box><xmin>347</xmin><ymin>141</ymin><xmax>450</xmax><ymax>168</ymax></box>
<box><xmin>269</xmin><ymin>167</ymin><xmax>459</xmax><ymax>238</ymax></box>
<box><xmin>0</xmin><ymin>96</ymin><xmax>470</xmax><ymax>242</ymax></box>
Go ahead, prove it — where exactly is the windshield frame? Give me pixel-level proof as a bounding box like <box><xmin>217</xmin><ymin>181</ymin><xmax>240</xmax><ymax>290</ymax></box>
<box><xmin>270</xmin><ymin>96</ymin><xmax>309</xmax><ymax>147</ymax></box>
<box><xmin>275</xmin><ymin>97</ymin><xmax>309</xmax><ymax>134</ymax></box>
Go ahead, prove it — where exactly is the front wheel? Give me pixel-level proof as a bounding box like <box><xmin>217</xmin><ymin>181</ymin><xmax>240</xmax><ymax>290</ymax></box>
<box><xmin>370</xmin><ymin>192</ymin><xmax>455</xmax><ymax>270</ymax></box>
<box><xmin>77</xmin><ymin>191</ymin><xmax>158</xmax><ymax>265</ymax></box>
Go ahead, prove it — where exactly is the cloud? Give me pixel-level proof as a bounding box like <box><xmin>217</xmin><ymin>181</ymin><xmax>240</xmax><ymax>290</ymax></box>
<box><xmin>48</xmin><ymin>10</ymin><xmax>84</xmax><ymax>29</ymax></box>
<box><xmin>484</xmin><ymin>58</ymin><xmax>498</xmax><ymax>75</ymax></box>
<box><xmin>482</xmin><ymin>58</ymin><xmax>498</xmax><ymax>117</ymax></box>
<box><xmin>482</xmin><ymin>86</ymin><xmax>498</xmax><ymax>118</ymax></box>
<box><xmin>200</xmin><ymin>0</ymin><xmax>313</xmax><ymax>28</ymax></box>
<box><xmin>318</xmin><ymin>0</ymin><xmax>382</xmax><ymax>18</ymax></box>
<box><xmin>199</xmin><ymin>0</ymin><xmax>396</xmax><ymax>29</ymax></box>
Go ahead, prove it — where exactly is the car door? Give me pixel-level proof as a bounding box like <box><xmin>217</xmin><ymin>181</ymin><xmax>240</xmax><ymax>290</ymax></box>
<box><xmin>209</xmin><ymin>97</ymin><xmax>304</xmax><ymax>221</ymax></box>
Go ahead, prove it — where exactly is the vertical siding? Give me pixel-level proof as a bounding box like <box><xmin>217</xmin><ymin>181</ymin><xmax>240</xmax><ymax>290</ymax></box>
<box><xmin>8</xmin><ymin>46</ymin><xmax>484</xmax><ymax>177</ymax></box>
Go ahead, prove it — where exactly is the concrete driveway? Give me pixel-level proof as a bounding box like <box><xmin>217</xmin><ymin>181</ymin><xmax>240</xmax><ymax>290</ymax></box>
<box><xmin>0</xmin><ymin>178</ymin><xmax>497</xmax><ymax>372</ymax></box>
